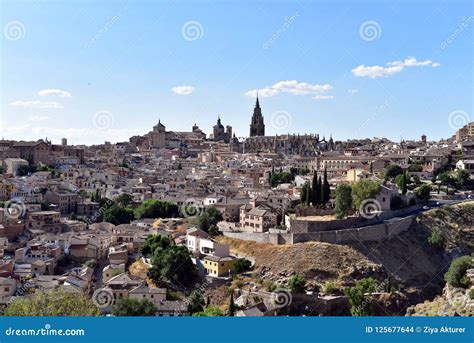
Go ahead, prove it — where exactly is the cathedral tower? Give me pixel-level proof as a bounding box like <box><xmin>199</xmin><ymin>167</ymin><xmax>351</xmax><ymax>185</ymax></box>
<box><xmin>249</xmin><ymin>94</ymin><xmax>265</xmax><ymax>137</ymax></box>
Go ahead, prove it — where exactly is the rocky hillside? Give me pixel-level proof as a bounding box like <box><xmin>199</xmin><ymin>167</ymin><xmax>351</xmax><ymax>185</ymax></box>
<box><xmin>407</xmin><ymin>280</ymin><xmax>474</xmax><ymax>316</ymax></box>
<box><xmin>216</xmin><ymin>202</ymin><xmax>474</xmax><ymax>315</ymax></box>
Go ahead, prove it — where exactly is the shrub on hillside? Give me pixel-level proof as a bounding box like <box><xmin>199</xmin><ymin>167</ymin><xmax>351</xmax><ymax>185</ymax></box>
<box><xmin>428</xmin><ymin>227</ymin><xmax>445</xmax><ymax>249</ymax></box>
<box><xmin>444</xmin><ymin>256</ymin><xmax>473</xmax><ymax>288</ymax></box>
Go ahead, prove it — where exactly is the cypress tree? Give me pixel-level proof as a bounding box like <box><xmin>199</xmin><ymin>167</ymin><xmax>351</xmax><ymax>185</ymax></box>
<box><xmin>312</xmin><ymin>171</ymin><xmax>320</xmax><ymax>206</ymax></box>
<box><xmin>228</xmin><ymin>292</ymin><xmax>235</xmax><ymax>316</ymax></box>
<box><xmin>322</xmin><ymin>167</ymin><xmax>331</xmax><ymax>204</ymax></box>
<box><xmin>305</xmin><ymin>184</ymin><xmax>311</xmax><ymax>206</ymax></box>
<box><xmin>318</xmin><ymin>177</ymin><xmax>323</xmax><ymax>204</ymax></box>
<box><xmin>402</xmin><ymin>172</ymin><xmax>408</xmax><ymax>194</ymax></box>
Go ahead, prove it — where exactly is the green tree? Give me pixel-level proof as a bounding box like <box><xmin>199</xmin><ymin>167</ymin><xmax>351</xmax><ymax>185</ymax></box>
<box><xmin>103</xmin><ymin>205</ymin><xmax>135</xmax><ymax>225</ymax></box>
<box><xmin>438</xmin><ymin>171</ymin><xmax>453</xmax><ymax>186</ymax></box>
<box><xmin>322</xmin><ymin>167</ymin><xmax>331</xmax><ymax>204</ymax></box>
<box><xmin>444</xmin><ymin>256</ymin><xmax>473</xmax><ymax>288</ymax></box>
<box><xmin>233</xmin><ymin>258</ymin><xmax>252</xmax><ymax>274</ymax></box>
<box><xmin>344</xmin><ymin>277</ymin><xmax>377</xmax><ymax>316</ymax></box>
<box><xmin>300</xmin><ymin>182</ymin><xmax>311</xmax><ymax>206</ymax></box>
<box><xmin>140</xmin><ymin>234</ymin><xmax>171</xmax><ymax>256</ymax></box>
<box><xmin>135</xmin><ymin>200</ymin><xmax>179</xmax><ymax>219</ymax></box>
<box><xmin>228</xmin><ymin>292</ymin><xmax>236</xmax><ymax>316</ymax></box>
<box><xmin>351</xmin><ymin>179</ymin><xmax>381</xmax><ymax>210</ymax></box>
<box><xmin>408</xmin><ymin>163</ymin><xmax>423</xmax><ymax>172</ymax></box>
<box><xmin>395</xmin><ymin>172</ymin><xmax>408</xmax><ymax>194</ymax></box>
<box><xmin>401</xmin><ymin>172</ymin><xmax>408</xmax><ymax>194</ymax></box>
<box><xmin>288</xmin><ymin>274</ymin><xmax>306</xmax><ymax>293</ymax></box>
<box><xmin>187</xmin><ymin>290</ymin><xmax>205</xmax><ymax>314</ymax></box>
<box><xmin>0</xmin><ymin>166</ymin><xmax>4</xmax><ymax>174</ymax></box>
<box><xmin>4</xmin><ymin>290</ymin><xmax>100</xmax><ymax>316</ymax></box>
<box><xmin>193</xmin><ymin>306</ymin><xmax>224</xmax><ymax>316</ymax></box>
<box><xmin>116</xmin><ymin>193</ymin><xmax>133</xmax><ymax>207</ymax></box>
<box><xmin>112</xmin><ymin>298</ymin><xmax>157</xmax><ymax>316</ymax></box>
<box><xmin>415</xmin><ymin>184</ymin><xmax>431</xmax><ymax>200</ymax></box>
<box><xmin>270</xmin><ymin>172</ymin><xmax>294</xmax><ymax>187</ymax></box>
<box><xmin>197</xmin><ymin>206</ymin><xmax>223</xmax><ymax>234</ymax></box>
<box><xmin>312</xmin><ymin>171</ymin><xmax>320</xmax><ymax>206</ymax></box>
<box><xmin>428</xmin><ymin>227</ymin><xmax>445</xmax><ymax>249</ymax></box>
<box><xmin>384</xmin><ymin>164</ymin><xmax>403</xmax><ymax>180</ymax></box>
<box><xmin>318</xmin><ymin>177</ymin><xmax>323</xmax><ymax>204</ymax></box>
<box><xmin>335</xmin><ymin>184</ymin><xmax>352</xmax><ymax>219</ymax></box>
<box><xmin>148</xmin><ymin>245</ymin><xmax>196</xmax><ymax>287</ymax></box>
<box><xmin>456</xmin><ymin>169</ymin><xmax>470</xmax><ymax>188</ymax></box>
<box><xmin>17</xmin><ymin>165</ymin><xmax>37</xmax><ymax>176</ymax></box>
<box><xmin>77</xmin><ymin>189</ymin><xmax>89</xmax><ymax>199</ymax></box>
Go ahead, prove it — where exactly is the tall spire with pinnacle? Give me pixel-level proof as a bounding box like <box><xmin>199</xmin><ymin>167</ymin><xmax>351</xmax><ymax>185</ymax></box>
<box><xmin>249</xmin><ymin>93</ymin><xmax>265</xmax><ymax>137</ymax></box>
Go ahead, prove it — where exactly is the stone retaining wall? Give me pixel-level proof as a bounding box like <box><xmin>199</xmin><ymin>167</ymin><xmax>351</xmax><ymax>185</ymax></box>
<box><xmin>223</xmin><ymin>216</ymin><xmax>413</xmax><ymax>245</ymax></box>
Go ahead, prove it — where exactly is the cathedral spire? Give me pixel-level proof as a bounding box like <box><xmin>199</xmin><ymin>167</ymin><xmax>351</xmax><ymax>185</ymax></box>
<box><xmin>249</xmin><ymin>93</ymin><xmax>265</xmax><ymax>137</ymax></box>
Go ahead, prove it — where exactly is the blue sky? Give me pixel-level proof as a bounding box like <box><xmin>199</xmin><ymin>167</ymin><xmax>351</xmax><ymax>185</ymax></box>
<box><xmin>1</xmin><ymin>0</ymin><xmax>472</xmax><ymax>145</ymax></box>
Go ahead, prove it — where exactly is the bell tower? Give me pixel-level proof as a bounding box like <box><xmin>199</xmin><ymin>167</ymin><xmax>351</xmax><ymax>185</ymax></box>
<box><xmin>249</xmin><ymin>94</ymin><xmax>265</xmax><ymax>137</ymax></box>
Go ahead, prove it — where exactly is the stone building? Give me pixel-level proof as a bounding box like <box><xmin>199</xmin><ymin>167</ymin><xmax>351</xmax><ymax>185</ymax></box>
<box><xmin>249</xmin><ymin>95</ymin><xmax>265</xmax><ymax>137</ymax></box>
<box><xmin>213</xmin><ymin>117</ymin><xmax>232</xmax><ymax>143</ymax></box>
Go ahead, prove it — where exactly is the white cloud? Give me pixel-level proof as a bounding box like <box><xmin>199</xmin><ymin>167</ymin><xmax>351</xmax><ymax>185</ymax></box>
<box><xmin>313</xmin><ymin>94</ymin><xmax>335</xmax><ymax>100</ymax></box>
<box><xmin>245</xmin><ymin>80</ymin><xmax>333</xmax><ymax>99</ymax></box>
<box><xmin>29</xmin><ymin>115</ymin><xmax>50</xmax><ymax>122</ymax></box>
<box><xmin>171</xmin><ymin>86</ymin><xmax>195</xmax><ymax>95</ymax></box>
<box><xmin>348</xmin><ymin>89</ymin><xmax>359</xmax><ymax>94</ymax></box>
<box><xmin>10</xmin><ymin>101</ymin><xmax>63</xmax><ymax>109</ymax></box>
<box><xmin>352</xmin><ymin>57</ymin><xmax>440</xmax><ymax>78</ymax></box>
<box><xmin>38</xmin><ymin>89</ymin><xmax>72</xmax><ymax>98</ymax></box>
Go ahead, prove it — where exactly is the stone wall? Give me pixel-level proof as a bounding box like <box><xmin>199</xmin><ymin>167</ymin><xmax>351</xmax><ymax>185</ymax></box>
<box><xmin>290</xmin><ymin>205</ymin><xmax>421</xmax><ymax>233</ymax></box>
<box><xmin>292</xmin><ymin>216</ymin><xmax>413</xmax><ymax>244</ymax></box>
<box><xmin>222</xmin><ymin>231</ymin><xmax>294</xmax><ymax>245</ymax></box>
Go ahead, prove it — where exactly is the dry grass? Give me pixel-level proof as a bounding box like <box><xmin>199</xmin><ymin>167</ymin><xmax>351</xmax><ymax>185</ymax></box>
<box><xmin>216</xmin><ymin>236</ymin><xmax>378</xmax><ymax>281</ymax></box>
<box><xmin>128</xmin><ymin>259</ymin><xmax>157</xmax><ymax>288</ymax></box>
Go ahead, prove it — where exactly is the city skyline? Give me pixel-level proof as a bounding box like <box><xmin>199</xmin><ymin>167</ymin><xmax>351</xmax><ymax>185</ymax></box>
<box><xmin>1</xmin><ymin>1</ymin><xmax>472</xmax><ymax>144</ymax></box>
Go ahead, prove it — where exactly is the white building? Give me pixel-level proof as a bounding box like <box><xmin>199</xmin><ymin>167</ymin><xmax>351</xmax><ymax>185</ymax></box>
<box><xmin>186</xmin><ymin>228</ymin><xmax>229</xmax><ymax>257</ymax></box>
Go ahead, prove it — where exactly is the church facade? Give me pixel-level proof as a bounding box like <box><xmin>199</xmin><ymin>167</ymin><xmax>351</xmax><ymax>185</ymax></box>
<box><xmin>244</xmin><ymin>96</ymin><xmax>334</xmax><ymax>156</ymax></box>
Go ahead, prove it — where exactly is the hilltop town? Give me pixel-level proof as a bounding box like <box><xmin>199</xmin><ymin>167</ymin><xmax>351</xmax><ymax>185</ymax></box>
<box><xmin>0</xmin><ymin>98</ymin><xmax>473</xmax><ymax>316</ymax></box>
